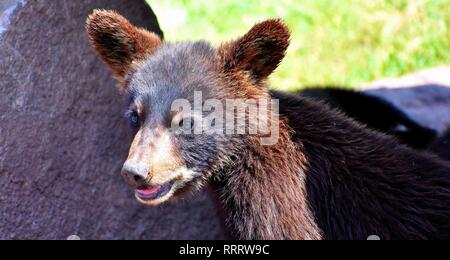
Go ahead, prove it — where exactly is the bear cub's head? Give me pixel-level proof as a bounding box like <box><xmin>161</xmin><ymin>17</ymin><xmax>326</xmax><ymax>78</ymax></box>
<box><xmin>86</xmin><ymin>10</ymin><xmax>290</xmax><ymax>205</ymax></box>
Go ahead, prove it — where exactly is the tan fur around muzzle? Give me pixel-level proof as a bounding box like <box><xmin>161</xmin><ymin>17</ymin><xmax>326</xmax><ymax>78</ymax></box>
<box><xmin>125</xmin><ymin>128</ymin><xmax>184</xmax><ymax>185</ymax></box>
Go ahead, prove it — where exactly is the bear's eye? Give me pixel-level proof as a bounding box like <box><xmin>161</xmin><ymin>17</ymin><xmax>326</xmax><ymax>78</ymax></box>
<box><xmin>179</xmin><ymin>117</ymin><xmax>196</xmax><ymax>130</ymax></box>
<box><xmin>171</xmin><ymin>113</ymin><xmax>202</xmax><ymax>134</ymax></box>
<box><xmin>129</xmin><ymin>111</ymin><xmax>140</xmax><ymax>129</ymax></box>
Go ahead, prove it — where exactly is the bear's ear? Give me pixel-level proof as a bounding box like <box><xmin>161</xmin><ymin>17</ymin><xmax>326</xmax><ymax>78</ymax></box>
<box><xmin>219</xmin><ymin>19</ymin><xmax>290</xmax><ymax>81</ymax></box>
<box><xmin>86</xmin><ymin>10</ymin><xmax>162</xmax><ymax>81</ymax></box>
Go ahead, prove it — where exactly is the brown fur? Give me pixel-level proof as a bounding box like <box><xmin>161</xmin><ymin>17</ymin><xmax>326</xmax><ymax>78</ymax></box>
<box><xmin>87</xmin><ymin>11</ymin><xmax>450</xmax><ymax>240</ymax></box>
<box><xmin>215</xmin><ymin>119</ymin><xmax>323</xmax><ymax>239</ymax></box>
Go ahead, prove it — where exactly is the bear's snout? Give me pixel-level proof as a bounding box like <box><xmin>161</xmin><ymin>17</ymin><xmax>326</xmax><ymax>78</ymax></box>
<box><xmin>121</xmin><ymin>162</ymin><xmax>149</xmax><ymax>188</ymax></box>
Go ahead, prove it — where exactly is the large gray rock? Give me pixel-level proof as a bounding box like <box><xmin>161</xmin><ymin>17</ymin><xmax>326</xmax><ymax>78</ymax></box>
<box><xmin>0</xmin><ymin>0</ymin><xmax>223</xmax><ymax>240</ymax></box>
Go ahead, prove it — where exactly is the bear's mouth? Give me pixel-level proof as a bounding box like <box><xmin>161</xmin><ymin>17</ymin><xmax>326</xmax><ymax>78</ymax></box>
<box><xmin>135</xmin><ymin>181</ymin><xmax>175</xmax><ymax>204</ymax></box>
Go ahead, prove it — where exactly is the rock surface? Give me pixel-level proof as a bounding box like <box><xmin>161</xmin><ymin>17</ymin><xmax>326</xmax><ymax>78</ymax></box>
<box><xmin>0</xmin><ymin>0</ymin><xmax>223</xmax><ymax>240</ymax></box>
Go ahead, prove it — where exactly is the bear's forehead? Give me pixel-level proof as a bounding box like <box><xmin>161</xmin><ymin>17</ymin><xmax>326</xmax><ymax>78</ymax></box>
<box><xmin>126</xmin><ymin>41</ymin><xmax>219</xmax><ymax>106</ymax></box>
<box><xmin>133</xmin><ymin>41</ymin><xmax>216</xmax><ymax>82</ymax></box>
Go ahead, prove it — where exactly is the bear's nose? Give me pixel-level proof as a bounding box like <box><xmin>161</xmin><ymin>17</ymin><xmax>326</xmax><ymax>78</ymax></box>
<box><xmin>121</xmin><ymin>163</ymin><xmax>149</xmax><ymax>187</ymax></box>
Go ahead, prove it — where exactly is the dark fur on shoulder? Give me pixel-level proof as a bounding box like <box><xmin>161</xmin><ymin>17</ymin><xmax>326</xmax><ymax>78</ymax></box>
<box><xmin>298</xmin><ymin>87</ymin><xmax>438</xmax><ymax>149</ymax></box>
<box><xmin>87</xmin><ymin>11</ymin><xmax>450</xmax><ymax>240</ymax></box>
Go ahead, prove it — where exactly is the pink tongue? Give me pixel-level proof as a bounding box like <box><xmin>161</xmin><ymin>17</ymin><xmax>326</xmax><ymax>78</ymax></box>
<box><xmin>138</xmin><ymin>186</ymin><xmax>161</xmax><ymax>195</ymax></box>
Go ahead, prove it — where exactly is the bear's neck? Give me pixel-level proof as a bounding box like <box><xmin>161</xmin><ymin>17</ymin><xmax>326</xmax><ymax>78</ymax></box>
<box><xmin>214</xmin><ymin>119</ymin><xmax>322</xmax><ymax>240</ymax></box>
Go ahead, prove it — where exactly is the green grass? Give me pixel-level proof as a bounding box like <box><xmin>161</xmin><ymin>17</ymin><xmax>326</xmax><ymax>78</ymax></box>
<box><xmin>147</xmin><ymin>0</ymin><xmax>450</xmax><ymax>91</ymax></box>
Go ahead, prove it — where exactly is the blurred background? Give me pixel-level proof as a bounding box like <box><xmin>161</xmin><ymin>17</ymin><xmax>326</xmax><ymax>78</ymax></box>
<box><xmin>149</xmin><ymin>0</ymin><xmax>449</xmax><ymax>91</ymax></box>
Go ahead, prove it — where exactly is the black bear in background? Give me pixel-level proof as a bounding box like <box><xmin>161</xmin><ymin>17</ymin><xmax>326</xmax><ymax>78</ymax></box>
<box><xmin>298</xmin><ymin>87</ymin><xmax>438</xmax><ymax>150</ymax></box>
<box><xmin>430</xmin><ymin>128</ymin><xmax>450</xmax><ymax>161</ymax></box>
